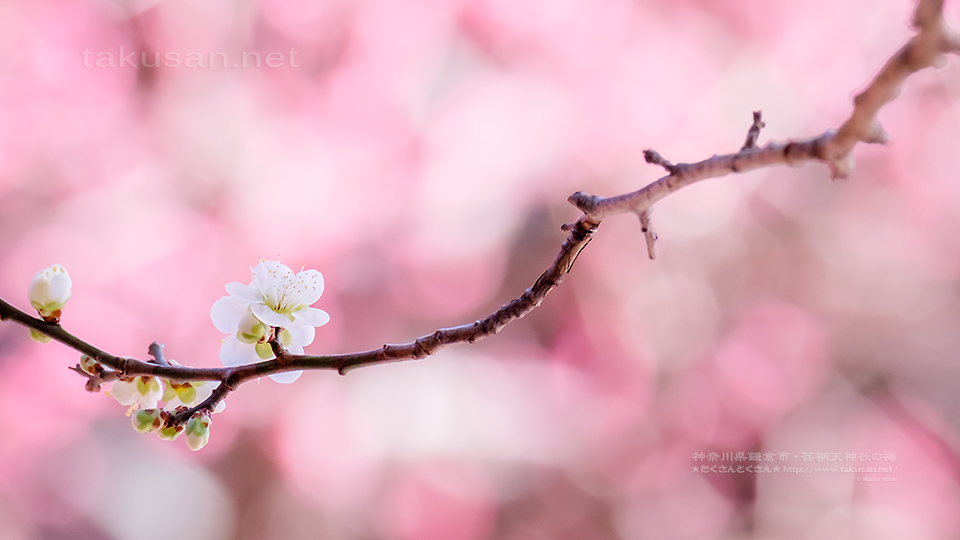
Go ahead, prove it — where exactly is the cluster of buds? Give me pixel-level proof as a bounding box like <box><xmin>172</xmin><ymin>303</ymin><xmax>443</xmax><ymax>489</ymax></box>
<box><xmin>78</xmin><ymin>354</ymin><xmax>223</xmax><ymax>451</ymax></box>
<box><xmin>131</xmin><ymin>409</ymin><xmax>212</xmax><ymax>451</ymax></box>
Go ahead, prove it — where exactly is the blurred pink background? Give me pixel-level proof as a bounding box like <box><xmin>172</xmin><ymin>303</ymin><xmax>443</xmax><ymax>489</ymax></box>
<box><xmin>2</xmin><ymin>0</ymin><xmax>960</xmax><ymax>538</ymax></box>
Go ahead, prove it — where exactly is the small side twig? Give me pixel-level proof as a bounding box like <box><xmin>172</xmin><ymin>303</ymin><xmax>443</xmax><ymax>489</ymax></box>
<box><xmin>643</xmin><ymin>149</ymin><xmax>677</xmax><ymax>174</ymax></box>
<box><xmin>148</xmin><ymin>342</ymin><xmax>169</xmax><ymax>366</ymax></box>
<box><xmin>69</xmin><ymin>364</ymin><xmax>120</xmax><ymax>392</ymax></box>
<box><xmin>741</xmin><ymin>111</ymin><xmax>765</xmax><ymax>151</ymax></box>
<box><xmin>638</xmin><ymin>209</ymin><xmax>658</xmax><ymax>260</ymax></box>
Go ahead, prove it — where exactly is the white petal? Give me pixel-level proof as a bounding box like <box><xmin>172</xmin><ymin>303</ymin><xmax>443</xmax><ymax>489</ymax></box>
<box><xmin>284</xmin><ymin>322</ymin><xmax>315</xmax><ymax>348</ymax></box>
<box><xmin>295</xmin><ymin>269</ymin><xmax>324</xmax><ymax>305</ymax></box>
<box><xmin>269</xmin><ymin>370</ymin><xmax>302</xmax><ymax>384</ymax></box>
<box><xmin>252</xmin><ymin>259</ymin><xmax>286</xmax><ymax>276</ymax></box>
<box><xmin>28</xmin><ymin>280</ymin><xmax>51</xmax><ymax>306</ymax></box>
<box><xmin>210</xmin><ymin>296</ymin><xmax>248</xmax><ymax>333</ymax></box>
<box><xmin>225</xmin><ymin>281</ymin><xmax>260</xmax><ymax>303</ymax></box>
<box><xmin>47</xmin><ymin>272</ymin><xmax>72</xmax><ymax>302</ymax></box>
<box><xmin>251</xmin><ymin>303</ymin><xmax>292</xmax><ymax>327</ymax></box>
<box><xmin>294</xmin><ymin>307</ymin><xmax>330</xmax><ymax>328</ymax></box>
<box><xmin>108</xmin><ymin>381</ymin><xmax>139</xmax><ymax>405</ymax></box>
<box><xmin>139</xmin><ymin>389</ymin><xmax>161</xmax><ymax>409</ymax></box>
<box><xmin>27</xmin><ymin>278</ymin><xmax>48</xmax><ymax>304</ymax></box>
<box><xmin>252</xmin><ymin>260</ymin><xmax>289</xmax><ymax>298</ymax></box>
<box><xmin>219</xmin><ymin>335</ymin><xmax>261</xmax><ymax>367</ymax></box>
<box><xmin>163</xmin><ymin>395</ymin><xmax>185</xmax><ymax>409</ymax></box>
<box><xmin>193</xmin><ymin>382</ymin><xmax>214</xmax><ymax>402</ymax></box>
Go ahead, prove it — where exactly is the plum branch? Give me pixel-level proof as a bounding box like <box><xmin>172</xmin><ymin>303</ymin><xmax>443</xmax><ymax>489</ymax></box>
<box><xmin>0</xmin><ymin>0</ymin><xmax>956</xmax><ymax>445</ymax></box>
<box><xmin>570</xmin><ymin>0</ymin><xmax>959</xmax><ymax>234</ymax></box>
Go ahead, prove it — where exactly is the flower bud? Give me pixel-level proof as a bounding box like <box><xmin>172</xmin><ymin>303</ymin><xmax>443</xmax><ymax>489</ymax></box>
<box><xmin>255</xmin><ymin>341</ymin><xmax>274</xmax><ymax>360</ymax></box>
<box><xmin>236</xmin><ymin>311</ymin><xmax>269</xmax><ymax>344</ymax></box>
<box><xmin>184</xmin><ymin>414</ymin><xmax>212</xmax><ymax>451</ymax></box>
<box><xmin>277</xmin><ymin>328</ymin><xmax>293</xmax><ymax>346</ymax></box>
<box><xmin>162</xmin><ymin>381</ymin><xmax>178</xmax><ymax>403</ymax></box>
<box><xmin>170</xmin><ymin>382</ymin><xmax>197</xmax><ymax>405</ymax></box>
<box><xmin>132</xmin><ymin>409</ymin><xmax>164</xmax><ymax>433</ymax></box>
<box><xmin>29</xmin><ymin>328</ymin><xmax>52</xmax><ymax>343</ymax></box>
<box><xmin>28</xmin><ymin>265</ymin><xmax>72</xmax><ymax>322</ymax></box>
<box><xmin>79</xmin><ymin>355</ymin><xmax>101</xmax><ymax>375</ymax></box>
<box><xmin>157</xmin><ymin>424</ymin><xmax>183</xmax><ymax>441</ymax></box>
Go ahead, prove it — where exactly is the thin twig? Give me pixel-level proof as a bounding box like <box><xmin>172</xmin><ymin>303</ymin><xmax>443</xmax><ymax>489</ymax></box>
<box><xmin>741</xmin><ymin>111</ymin><xmax>765</xmax><ymax>151</ymax></box>
<box><xmin>638</xmin><ymin>209</ymin><xmax>658</xmax><ymax>260</ymax></box>
<box><xmin>148</xmin><ymin>342</ymin><xmax>169</xmax><ymax>366</ymax></box>
<box><xmin>643</xmin><ymin>149</ymin><xmax>677</xmax><ymax>173</ymax></box>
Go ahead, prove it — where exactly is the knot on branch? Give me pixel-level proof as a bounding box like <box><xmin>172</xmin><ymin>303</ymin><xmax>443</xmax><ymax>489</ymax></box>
<box><xmin>115</xmin><ymin>356</ymin><xmax>130</xmax><ymax>376</ymax></box>
<box><xmin>412</xmin><ymin>332</ymin><xmax>440</xmax><ymax>359</ymax></box>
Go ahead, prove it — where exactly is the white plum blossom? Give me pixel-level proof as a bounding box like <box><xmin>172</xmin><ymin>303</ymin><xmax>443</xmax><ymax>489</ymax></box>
<box><xmin>234</xmin><ymin>260</ymin><xmax>329</xmax><ymax>328</ymax></box>
<box><xmin>211</xmin><ymin>260</ymin><xmax>330</xmax><ymax>384</ymax></box>
<box><xmin>109</xmin><ymin>376</ymin><xmax>164</xmax><ymax>415</ymax></box>
<box><xmin>28</xmin><ymin>265</ymin><xmax>72</xmax><ymax>321</ymax></box>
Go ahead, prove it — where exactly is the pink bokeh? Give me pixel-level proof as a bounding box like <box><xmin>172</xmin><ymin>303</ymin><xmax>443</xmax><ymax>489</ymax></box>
<box><xmin>2</xmin><ymin>0</ymin><xmax>960</xmax><ymax>538</ymax></box>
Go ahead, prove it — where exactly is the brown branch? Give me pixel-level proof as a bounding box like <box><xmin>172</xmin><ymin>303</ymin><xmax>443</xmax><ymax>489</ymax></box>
<box><xmin>569</xmin><ymin>132</ymin><xmax>833</xmax><ymax>221</ymax></box>
<box><xmin>826</xmin><ymin>0</ymin><xmax>958</xmax><ymax>169</ymax></box>
<box><xmin>327</xmin><ymin>218</ymin><xmax>597</xmax><ymax>374</ymax></box>
<box><xmin>570</xmin><ymin>0</ymin><xmax>959</xmax><ymax>223</ymax></box>
<box><xmin>0</xmin><ymin>217</ymin><xmax>598</xmax><ymax>419</ymax></box>
<box><xmin>0</xmin><ymin>297</ymin><xmax>234</xmax><ymax>384</ymax></box>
